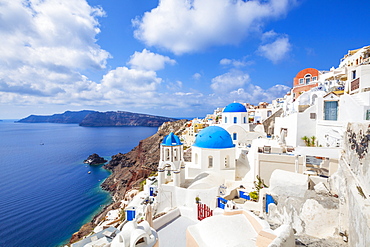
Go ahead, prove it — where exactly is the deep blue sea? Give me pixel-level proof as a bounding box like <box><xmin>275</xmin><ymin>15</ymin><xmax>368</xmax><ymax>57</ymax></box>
<box><xmin>0</xmin><ymin>120</ymin><xmax>157</xmax><ymax>247</ymax></box>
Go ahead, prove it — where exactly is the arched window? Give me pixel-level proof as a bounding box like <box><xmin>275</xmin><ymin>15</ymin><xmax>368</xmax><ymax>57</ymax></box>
<box><xmin>233</xmin><ymin>133</ymin><xmax>237</xmax><ymax>140</ymax></box>
<box><xmin>174</xmin><ymin>148</ymin><xmax>178</xmax><ymax>161</ymax></box>
<box><xmin>208</xmin><ymin>156</ymin><xmax>213</xmax><ymax>168</ymax></box>
<box><xmin>233</xmin><ymin>117</ymin><xmax>237</xmax><ymax>124</ymax></box>
<box><xmin>135</xmin><ymin>237</ymin><xmax>146</xmax><ymax>245</ymax></box>
<box><xmin>312</xmin><ymin>94</ymin><xmax>318</xmax><ymax>105</ymax></box>
<box><xmin>305</xmin><ymin>74</ymin><xmax>311</xmax><ymax>84</ymax></box>
<box><xmin>165</xmin><ymin>149</ymin><xmax>170</xmax><ymax>161</ymax></box>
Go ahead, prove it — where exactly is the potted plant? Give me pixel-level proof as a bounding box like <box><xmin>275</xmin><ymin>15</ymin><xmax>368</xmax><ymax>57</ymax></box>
<box><xmin>195</xmin><ymin>196</ymin><xmax>201</xmax><ymax>203</ymax></box>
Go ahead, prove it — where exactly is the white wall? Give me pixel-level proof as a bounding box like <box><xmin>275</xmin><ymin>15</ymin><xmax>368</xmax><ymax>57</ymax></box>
<box><xmin>189</xmin><ymin>146</ymin><xmax>236</xmax><ymax>180</ymax></box>
<box><xmin>157</xmin><ymin>184</ymin><xmax>219</xmax><ymax>221</ymax></box>
<box><xmin>355</xmin><ymin>64</ymin><xmax>370</xmax><ymax>91</ymax></box>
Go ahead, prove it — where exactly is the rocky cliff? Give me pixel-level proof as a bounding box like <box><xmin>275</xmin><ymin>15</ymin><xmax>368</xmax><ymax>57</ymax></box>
<box><xmin>101</xmin><ymin>119</ymin><xmax>188</xmax><ymax>201</ymax></box>
<box><xmin>69</xmin><ymin>119</ymin><xmax>188</xmax><ymax>243</ymax></box>
<box><xmin>17</xmin><ymin>110</ymin><xmax>96</xmax><ymax>124</ymax></box>
<box><xmin>79</xmin><ymin>111</ymin><xmax>179</xmax><ymax>127</ymax></box>
<box><xmin>16</xmin><ymin>110</ymin><xmax>179</xmax><ymax>127</ymax></box>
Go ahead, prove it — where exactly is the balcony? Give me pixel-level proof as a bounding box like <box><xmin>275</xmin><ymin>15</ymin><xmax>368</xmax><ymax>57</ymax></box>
<box><xmin>351</xmin><ymin>78</ymin><xmax>360</xmax><ymax>91</ymax></box>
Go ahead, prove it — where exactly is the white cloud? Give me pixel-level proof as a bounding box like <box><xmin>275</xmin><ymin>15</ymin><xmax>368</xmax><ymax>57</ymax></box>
<box><xmin>0</xmin><ymin>1</ymin><xmax>110</xmax><ymax>70</ymax></box>
<box><xmin>0</xmin><ymin>0</ymin><xmax>110</xmax><ymax>104</ymax></box>
<box><xmin>127</xmin><ymin>49</ymin><xmax>176</xmax><ymax>71</ymax></box>
<box><xmin>261</xmin><ymin>30</ymin><xmax>278</xmax><ymax>42</ymax></box>
<box><xmin>193</xmin><ymin>73</ymin><xmax>202</xmax><ymax>80</ymax></box>
<box><xmin>258</xmin><ymin>35</ymin><xmax>291</xmax><ymax>63</ymax></box>
<box><xmin>220</xmin><ymin>58</ymin><xmax>252</xmax><ymax>68</ymax></box>
<box><xmin>228</xmin><ymin>84</ymin><xmax>290</xmax><ymax>103</ymax></box>
<box><xmin>133</xmin><ymin>0</ymin><xmax>295</xmax><ymax>54</ymax></box>
<box><xmin>101</xmin><ymin>67</ymin><xmax>161</xmax><ymax>92</ymax></box>
<box><xmin>211</xmin><ymin>70</ymin><xmax>250</xmax><ymax>93</ymax></box>
<box><xmin>209</xmin><ymin>70</ymin><xmax>289</xmax><ymax>107</ymax></box>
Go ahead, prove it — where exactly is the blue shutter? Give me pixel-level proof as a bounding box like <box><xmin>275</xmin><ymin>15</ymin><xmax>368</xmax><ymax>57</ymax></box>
<box><xmin>324</xmin><ymin>101</ymin><xmax>338</xmax><ymax>120</ymax></box>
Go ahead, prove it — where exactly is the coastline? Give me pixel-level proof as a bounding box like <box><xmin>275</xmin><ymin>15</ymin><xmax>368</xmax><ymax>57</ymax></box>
<box><xmin>68</xmin><ymin>119</ymin><xmax>188</xmax><ymax>245</ymax></box>
<box><xmin>59</xmin><ymin>163</ymin><xmax>113</xmax><ymax>247</ymax></box>
<box><xmin>0</xmin><ymin>121</ymin><xmax>159</xmax><ymax>247</ymax></box>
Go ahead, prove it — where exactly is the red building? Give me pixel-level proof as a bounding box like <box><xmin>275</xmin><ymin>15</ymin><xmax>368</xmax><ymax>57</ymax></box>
<box><xmin>292</xmin><ymin>68</ymin><xmax>319</xmax><ymax>99</ymax></box>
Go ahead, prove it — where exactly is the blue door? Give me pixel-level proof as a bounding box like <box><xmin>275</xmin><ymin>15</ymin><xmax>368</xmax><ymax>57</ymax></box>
<box><xmin>324</xmin><ymin>101</ymin><xmax>338</xmax><ymax>120</ymax></box>
<box><xmin>265</xmin><ymin>194</ymin><xmax>275</xmax><ymax>213</ymax></box>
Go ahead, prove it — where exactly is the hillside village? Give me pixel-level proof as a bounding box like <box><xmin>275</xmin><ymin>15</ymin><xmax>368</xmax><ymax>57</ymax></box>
<box><xmin>70</xmin><ymin>45</ymin><xmax>370</xmax><ymax>247</ymax></box>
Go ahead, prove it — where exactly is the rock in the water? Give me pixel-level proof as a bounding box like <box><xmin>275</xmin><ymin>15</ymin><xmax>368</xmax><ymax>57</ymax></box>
<box><xmin>84</xmin><ymin>153</ymin><xmax>107</xmax><ymax>165</ymax></box>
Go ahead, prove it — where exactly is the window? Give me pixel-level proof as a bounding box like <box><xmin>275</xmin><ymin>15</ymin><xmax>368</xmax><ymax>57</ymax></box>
<box><xmin>195</xmin><ymin>153</ymin><xmax>198</xmax><ymax>164</ymax></box>
<box><xmin>299</xmin><ymin>78</ymin><xmax>304</xmax><ymax>84</ymax></box>
<box><xmin>243</xmin><ymin>117</ymin><xmax>246</xmax><ymax>123</ymax></box>
<box><xmin>312</xmin><ymin>76</ymin><xmax>317</xmax><ymax>81</ymax></box>
<box><xmin>367</xmin><ymin>110</ymin><xmax>370</xmax><ymax>120</ymax></box>
<box><xmin>305</xmin><ymin>74</ymin><xmax>311</xmax><ymax>84</ymax></box>
<box><xmin>267</xmin><ymin>111</ymin><xmax>272</xmax><ymax>117</ymax></box>
<box><xmin>166</xmin><ymin>149</ymin><xmax>170</xmax><ymax>161</ymax></box>
<box><xmin>224</xmin><ymin>117</ymin><xmax>227</xmax><ymax>123</ymax></box>
<box><xmin>312</xmin><ymin>94</ymin><xmax>318</xmax><ymax>105</ymax></box>
<box><xmin>352</xmin><ymin>70</ymin><xmax>356</xmax><ymax>79</ymax></box>
<box><xmin>310</xmin><ymin>113</ymin><xmax>316</xmax><ymax>119</ymax></box>
<box><xmin>233</xmin><ymin>117</ymin><xmax>237</xmax><ymax>123</ymax></box>
<box><xmin>233</xmin><ymin>133</ymin><xmax>237</xmax><ymax>140</ymax></box>
<box><xmin>208</xmin><ymin>156</ymin><xmax>213</xmax><ymax>168</ymax></box>
<box><xmin>324</xmin><ymin>101</ymin><xmax>338</xmax><ymax>120</ymax></box>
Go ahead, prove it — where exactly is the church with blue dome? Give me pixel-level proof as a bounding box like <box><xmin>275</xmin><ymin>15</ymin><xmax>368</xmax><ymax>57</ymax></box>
<box><xmin>187</xmin><ymin>126</ymin><xmax>237</xmax><ymax>180</ymax></box>
<box><xmin>193</xmin><ymin>126</ymin><xmax>235</xmax><ymax>149</ymax></box>
<box><xmin>223</xmin><ymin>102</ymin><xmax>248</xmax><ymax>113</ymax></box>
<box><xmin>157</xmin><ymin>132</ymin><xmax>185</xmax><ymax>187</ymax></box>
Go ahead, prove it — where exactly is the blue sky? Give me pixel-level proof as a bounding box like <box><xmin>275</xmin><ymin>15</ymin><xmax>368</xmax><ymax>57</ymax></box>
<box><xmin>1</xmin><ymin>0</ymin><xmax>370</xmax><ymax>119</ymax></box>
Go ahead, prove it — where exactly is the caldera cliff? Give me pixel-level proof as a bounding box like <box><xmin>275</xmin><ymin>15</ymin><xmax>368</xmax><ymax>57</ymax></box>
<box><xmin>69</xmin><ymin>119</ymin><xmax>188</xmax><ymax>244</ymax></box>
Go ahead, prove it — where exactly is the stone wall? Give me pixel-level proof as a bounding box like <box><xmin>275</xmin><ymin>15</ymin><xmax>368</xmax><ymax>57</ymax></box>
<box><xmin>267</xmin><ymin>170</ymin><xmax>342</xmax><ymax>240</ymax></box>
<box><xmin>335</xmin><ymin>122</ymin><xmax>370</xmax><ymax>246</ymax></box>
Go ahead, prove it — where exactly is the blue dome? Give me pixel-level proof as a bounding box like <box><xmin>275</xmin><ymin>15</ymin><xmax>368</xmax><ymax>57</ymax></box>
<box><xmin>193</xmin><ymin>126</ymin><xmax>235</xmax><ymax>149</ymax></box>
<box><xmin>162</xmin><ymin>132</ymin><xmax>182</xmax><ymax>146</ymax></box>
<box><xmin>223</xmin><ymin>103</ymin><xmax>247</xmax><ymax>113</ymax></box>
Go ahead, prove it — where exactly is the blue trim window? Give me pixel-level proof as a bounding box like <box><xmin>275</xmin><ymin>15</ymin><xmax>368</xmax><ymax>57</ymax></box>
<box><xmin>224</xmin><ymin>117</ymin><xmax>227</xmax><ymax>123</ymax></box>
<box><xmin>324</xmin><ymin>101</ymin><xmax>338</xmax><ymax>120</ymax></box>
<box><xmin>233</xmin><ymin>117</ymin><xmax>237</xmax><ymax>123</ymax></box>
<box><xmin>243</xmin><ymin>117</ymin><xmax>246</xmax><ymax>123</ymax></box>
<box><xmin>233</xmin><ymin>133</ymin><xmax>237</xmax><ymax>140</ymax></box>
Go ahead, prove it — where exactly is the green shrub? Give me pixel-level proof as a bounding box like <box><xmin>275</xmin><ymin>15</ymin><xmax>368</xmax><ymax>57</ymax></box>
<box><xmin>139</xmin><ymin>179</ymin><xmax>146</xmax><ymax>191</ymax></box>
<box><xmin>249</xmin><ymin>191</ymin><xmax>258</xmax><ymax>201</ymax></box>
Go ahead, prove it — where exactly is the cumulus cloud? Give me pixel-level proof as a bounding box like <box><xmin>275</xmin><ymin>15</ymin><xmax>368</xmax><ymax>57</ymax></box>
<box><xmin>0</xmin><ymin>0</ymin><xmax>110</xmax><ymax>105</ymax></box>
<box><xmin>101</xmin><ymin>67</ymin><xmax>161</xmax><ymax>92</ymax></box>
<box><xmin>133</xmin><ymin>0</ymin><xmax>295</xmax><ymax>54</ymax></box>
<box><xmin>209</xmin><ymin>70</ymin><xmax>289</xmax><ymax>107</ymax></box>
<box><xmin>228</xmin><ymin>84</ymin><xmax>290</xmax><ymax>103</ymax></box>
<box><xmin>127</xmin><ymin>49</ymin><xmax>176</xmax><ymax>71</ymax></box>
<box><xmin>211</xmin><ymin>70</ymin><xmax>250</xmax><ymax>93</ymax></box>
<box><xmin>0</xmin><ymin>0</ymin><xmax>110</xmax><ymax>70</ymax></box>
<box><xmin>258</xmin><ymin>33</ymin><xmax>291</xmax><ymax>63</ymax></box>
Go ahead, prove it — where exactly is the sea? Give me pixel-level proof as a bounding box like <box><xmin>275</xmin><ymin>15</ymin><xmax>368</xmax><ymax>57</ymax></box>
<box><xmin>0</xmin><ymin>120</ymin><xmax>158</xmax><ymax>247</ymax></box>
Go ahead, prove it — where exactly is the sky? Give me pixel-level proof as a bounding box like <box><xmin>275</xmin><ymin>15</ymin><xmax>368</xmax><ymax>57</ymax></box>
<box><xmin>1</xmin><ymin>0</ymin><xmax>370</xmax><ymax>119</ymax></box>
